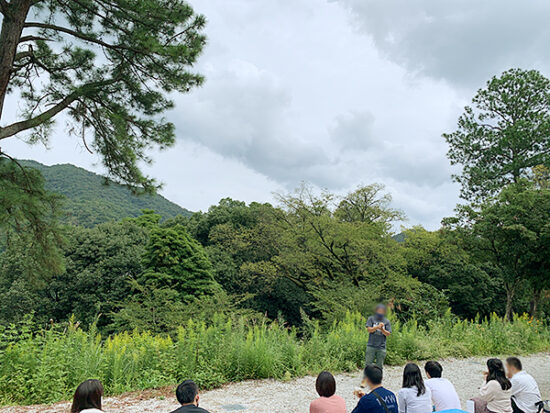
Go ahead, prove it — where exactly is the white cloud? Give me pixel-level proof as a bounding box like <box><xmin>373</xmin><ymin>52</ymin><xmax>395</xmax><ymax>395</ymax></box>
<box><xmin>334</xmin><ymin>0</ymin><xmax>550</xmax><ymax>88</ymax></box>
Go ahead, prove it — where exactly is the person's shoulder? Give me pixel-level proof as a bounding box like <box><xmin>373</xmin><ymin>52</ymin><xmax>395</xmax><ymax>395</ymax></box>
<box><xmin>379</xmin><ymin>386</ymin><xmax>396</xmax><ymax>396</ymax></box>
<box><xmin>310</xmin><ymin>397</ymin><xmax>323</xmax><ymax>407</ymax></box>
<box><xmin>398</xmin><ymin>387</ymin><xmax>410</xmax><ymax>395</ymax></box>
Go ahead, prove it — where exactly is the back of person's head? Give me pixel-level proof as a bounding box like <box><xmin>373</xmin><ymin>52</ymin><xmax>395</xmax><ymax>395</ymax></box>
<box><xmin>402</xmin><ymin>363</ymin><xmax>426</xmax><ymax>396</ymax></box>
<box><xmin>487</xmin><ymin>358</ymin><xmax>512</xmax><ymax>391</ymax></box>
<box><xmin>364</xmin><ymin>364</ymin><xmax>383</xmax><ymax>386</ymax></box>
<box><xmin>176</xmin><ymin>380</ymin><xmax>199</xmax><ymax>405</ymax></box>
<box><xmin>424</xmin><ymin>361</ymin><xmax>443</xmax><ymax>378</ymax></box>
<box><xmin>506</xmin><ymin>357</ymin><xmax>522</xmax><ymax>372</ymax></box>
<box><xmin>315</xmin><ymin>371</ymin><xmax>336</xmax><ymax>398</ymax></box>
<box><xmin>71</xmin><ymin>379</ymin><xmax>104</xmax><ymax>413</ymax></box>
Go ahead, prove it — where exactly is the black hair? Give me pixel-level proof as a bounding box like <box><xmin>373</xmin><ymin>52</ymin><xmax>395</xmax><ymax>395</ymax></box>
<box><xmin>506</xmin><ymin>357</ymin><xmax>522</xmax><ymax>371</ymax></box>
<box><xmin>402</xmin><ymin>363</ymin><xmax>426</xmax><ymax>396</ymax></box>
<box><xmin>176</xmin><ymin>380</ymin><xmax>199</xmax><ymax>405</ymax></box>
<box><xmin>315</xmin><ymin>371</ymin><xmax>336</xmax><ymax>398</ymax></box>
<box><xmin>486</xmin><ymin>358</ymin><xmax>512</xmax><ymax>391</ymax></box>
<box><xmin>425</xmin><ymin>361</ymin><xmax>443</xmax><ymax>378</ymax></box>
<box><xmin>70</xmin><ymin>379</ymin><xmax>103</xmax><ymax>413</ymax></box>
<box><xmin>364</xmin><ymin>364</ymin><xmax>383</xmax><ymax>385</ymax></box>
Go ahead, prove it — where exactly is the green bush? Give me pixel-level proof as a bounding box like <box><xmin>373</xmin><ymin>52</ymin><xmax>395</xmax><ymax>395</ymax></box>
<box><xmin>0</xmin><ymin>311</ymin><xmax>548</xmax><ymax>406</ymax></box>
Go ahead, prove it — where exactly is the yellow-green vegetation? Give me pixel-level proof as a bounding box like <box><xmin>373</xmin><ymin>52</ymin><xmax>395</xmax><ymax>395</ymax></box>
<box><xmin>1</xmin><ymin>311</ymin><xmax>548</xmax><ymax>406</ymax></box>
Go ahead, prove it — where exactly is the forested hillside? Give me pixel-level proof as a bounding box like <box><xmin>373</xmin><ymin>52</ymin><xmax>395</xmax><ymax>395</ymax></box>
<box><xmin>21</xmin><ymin>160</ymin><xmax>192</xmax><ymax>227</ymax></box>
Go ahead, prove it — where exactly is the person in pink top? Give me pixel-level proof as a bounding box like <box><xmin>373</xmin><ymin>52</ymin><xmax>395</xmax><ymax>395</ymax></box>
<box><xmin>310</xmin><ymin>371</ymin><xmax>347</xmax><ymax>413</ymax></box>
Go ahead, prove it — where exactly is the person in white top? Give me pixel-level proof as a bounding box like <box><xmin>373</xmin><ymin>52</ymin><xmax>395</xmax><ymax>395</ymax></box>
<box><xmin>71</xmin><ymin>379</ymin><xmax>104</xmax><ymax>413</ymax></box>
<box><xmin>398</xmin><ymin>363</ymin><xmax>433</xmax><ymax>413</ymax></box>
<box><xmin>506</xmin><ymin>357</ymin><xmax>542</xmax><ymax>413</ymax></box>
<box><xmin>424</xmin><ymin>361</ymin><xmax>462</xmax><ymax>411</ymax></box>
<box><xmin>472</xmin><ymin>358</ymin><xmax>513</xmax><ymax>413</ymax></box>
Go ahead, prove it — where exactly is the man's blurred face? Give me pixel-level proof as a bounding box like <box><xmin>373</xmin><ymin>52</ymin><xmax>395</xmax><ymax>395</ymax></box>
<box><xmin>506</xmin><ymin>363</ymin><xmax>518</xmax><ymax>378</ymax></box>
<box><xmin>375</xmin><ymin>307</ymin><xmax>386</xmax><ymax>320</ymax></box>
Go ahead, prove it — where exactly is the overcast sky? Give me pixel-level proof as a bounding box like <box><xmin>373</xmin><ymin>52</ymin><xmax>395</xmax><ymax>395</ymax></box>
<box><xmin>4</xmin><ymin>0</ymin><xmax>550</xmax><ymax>229</ymax></box>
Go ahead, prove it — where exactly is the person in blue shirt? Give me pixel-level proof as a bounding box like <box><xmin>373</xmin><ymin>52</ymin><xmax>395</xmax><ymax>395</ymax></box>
<box><xmin>353</xmin><ymin>365</ymin><xmax>399</xmax><ymax>413</ymax></box>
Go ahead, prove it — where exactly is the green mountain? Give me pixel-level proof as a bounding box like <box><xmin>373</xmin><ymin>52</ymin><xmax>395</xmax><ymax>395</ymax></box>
<box><xmin>21</xmin><ymin>160</ymin><xmax>192</xmax><ymax>227</ymax></box>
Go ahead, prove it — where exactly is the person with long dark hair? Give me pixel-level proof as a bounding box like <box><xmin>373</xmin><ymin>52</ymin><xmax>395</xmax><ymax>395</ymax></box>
<box><xmin>70</xmin><ymin>379</ymin><xmax>104</xmax><ymax>413</ymax></box>
<box><xmin>309</xmin><ymin>371</ymin><xmax>346</xmax><ymax>413</ymax></box>
<box><xmin>472</xmin><ymin>358</ymin><xmax>513</xmax><ymax>413</ymax></box>
<box><xmin>397</xmin><ymin>363</ymin><xmax>432</xmax><ymax>413</ymax></box>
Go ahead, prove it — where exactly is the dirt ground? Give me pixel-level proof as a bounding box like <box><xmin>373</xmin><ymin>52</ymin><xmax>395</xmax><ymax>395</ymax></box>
<box><xmin>2</xmin><ymin>353</ymin><xmax>549</xmax><ymax>413</ymax></box>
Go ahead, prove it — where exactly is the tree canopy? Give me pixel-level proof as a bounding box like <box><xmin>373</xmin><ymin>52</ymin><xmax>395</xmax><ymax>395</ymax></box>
<box><xmin>444</xmin><ymin>68</ymin><xmax>550</xmax><ymax>201</ymax></box>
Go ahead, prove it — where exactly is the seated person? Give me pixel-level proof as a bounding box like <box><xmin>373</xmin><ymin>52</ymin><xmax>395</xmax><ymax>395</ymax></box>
<box><xmin>398</xmin><ymin>363</ymin><xmax>432</xmax><ymax>413</ymax></box>
<box><xmin>170</xmin><ymin>380</ymin><xmax>211</xmax><ymax>413</ymax></box>
<box><xmin>472</xmin><ymin>358</ymin><xmax>512</xmax><ymax>413</ymax></box>
<box><xmin>424</xmin><ymin>360</ymin><xmax>462</xmax><ymax>411</ymax></box>
<box><xmin>353</xmin><ymin>365</ymin><xmax>399</xmax><ymax>413</ymax></box>
<box><xmin>506</xmin><ymin>357</ymin><xmax>542</xmax><ymax>413</ymax></box>
<box><xmin>70</xmin><ymin>379</ymin><xmax>105</xmax><ymax>413</ymax></box>
<box><xmin>310</xmin><ymin>371</ymin><xmax>347</xmax><ymax>413</ymax></box>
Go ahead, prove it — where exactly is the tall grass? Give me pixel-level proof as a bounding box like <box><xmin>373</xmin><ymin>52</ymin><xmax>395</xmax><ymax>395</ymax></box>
<box><xmin>0</xmin><ymin>311</ymin><xmax>548</xmax><ymax>406</ymax></box>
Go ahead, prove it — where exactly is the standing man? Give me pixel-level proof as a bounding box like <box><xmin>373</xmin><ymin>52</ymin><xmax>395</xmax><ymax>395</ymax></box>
<box><xmin>365</xmin><ymin>304</ymin><xmax>392</xmax><ymax>370</ymax></box>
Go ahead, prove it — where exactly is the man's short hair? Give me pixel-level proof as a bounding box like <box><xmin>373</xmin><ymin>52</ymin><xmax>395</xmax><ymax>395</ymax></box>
<box><xmin>364</xmin><ymin>365</ymin><xmax>383</xmax><ymax>385</ymax></box>
<box><xmin>424</xmin><ymin>361</ymin><xmax>443</xmax><ymax>378</ymax></box>
<box><xmin>176</xmin><ymin>380</ymin><xmax>198</xmax><ymax>405</ymax></box>
<box><xmin>506</xmin><ymin>357</ymin><xmax>522</xmax><ymax>371</ymax></box>
<box><xmin>315</xmin><ymin>371</ymin><xmax>336</xmax><ymax>397</ymax></box>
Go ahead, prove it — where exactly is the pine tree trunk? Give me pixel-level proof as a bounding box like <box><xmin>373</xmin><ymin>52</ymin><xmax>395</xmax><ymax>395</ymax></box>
<box><xmin>0</xmin><ymin>0</ymin><xmax>32</xmax><ymax>120</ymax></box>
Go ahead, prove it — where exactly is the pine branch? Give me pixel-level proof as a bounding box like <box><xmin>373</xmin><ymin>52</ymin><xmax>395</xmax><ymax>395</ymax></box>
<box><xmin>0</xmin><ymin>78</ymin><xmax>117</xmax><ymax>139</ymax></box>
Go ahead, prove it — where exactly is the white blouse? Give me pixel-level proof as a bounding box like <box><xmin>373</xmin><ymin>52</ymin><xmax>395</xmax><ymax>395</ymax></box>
<box><xmin>398</xmin><ymin>386</ymin><xmax>433</xmax><ymax>413</ymax></box>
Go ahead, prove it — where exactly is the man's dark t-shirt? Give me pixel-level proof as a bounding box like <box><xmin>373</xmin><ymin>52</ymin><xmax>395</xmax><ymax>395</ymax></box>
<box><xmin>352</xmin><ymin>387</ymin><xmax>398</xmax><ymax>413</ymax></box>
<box><xmin>366</xmin><ymin>316</ymin><xmax>392</xmax><ymax>349</ymax></box>
<box><xmin>170</xmin><ymin>405</ymin><xmax>211</xmax><ymax>413</ymax></box>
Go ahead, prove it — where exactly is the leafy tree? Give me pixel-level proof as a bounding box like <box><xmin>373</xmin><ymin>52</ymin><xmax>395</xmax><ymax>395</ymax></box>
<box><xmin>401</xmin><ymin>227</ymin><xmax>497</xmax><ymax>318</ymax></box>
<box><xmin>0</xmin><ymin>219</ymin><xmax>147</xmax><ymax>328</ymax></box>
<box><xmin>447</xmin><ymin>182</ymin><xmax>550</xmax><ymax>319</ymax></box>
<box><xmin>444</xmin><ymin>69</ymin><xmax>550</xmax><ymax>200</ymax></box>
<box><xmin>140</xmin><ymin>224</ymin><xmax>220</xmax><ymax>300</ymax></box>
<box><xmin>274</xmin><ymin>184</ymin><xmax>403</xmax><ymax>288</ymax></box>
<box><xmin>335</xmin><ymin>183</ymin><xmax>405</xmax><ymax>229</ymax></box>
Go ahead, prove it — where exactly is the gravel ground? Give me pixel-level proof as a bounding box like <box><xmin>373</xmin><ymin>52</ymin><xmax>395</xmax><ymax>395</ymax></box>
<box><xmin>2</xmin><ymin>353</ymin><xmax>549</xmax><ymax>413</ymax></box>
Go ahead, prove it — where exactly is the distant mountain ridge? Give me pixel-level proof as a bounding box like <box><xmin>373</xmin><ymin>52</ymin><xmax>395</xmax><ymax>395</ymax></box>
<box><xmin>21</xmin><ymin>160</ymin><xmax>192</xmax><ymax>227</ymax></box>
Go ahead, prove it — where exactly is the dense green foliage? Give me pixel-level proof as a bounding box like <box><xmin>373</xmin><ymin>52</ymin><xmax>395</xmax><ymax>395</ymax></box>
<box><xmin>22</xmin><ymin>160</ymin><xmax>192</xmax><ymax>227</ymax></box>
<box><xmin>444</xmin><ymin>68</ymin><xmax>550</xmax><ymax>201</ymax></box>
<box><xmin>1</xmin><ymin>312</ymin><xmax>548</xmax><ymax>406</ymax></box>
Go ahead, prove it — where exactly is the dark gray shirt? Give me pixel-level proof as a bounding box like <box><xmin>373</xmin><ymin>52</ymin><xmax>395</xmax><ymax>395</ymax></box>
<box><xmin>366</xmin><ymin>316</ymin><xmax>392</xmax><ymax>349</ymax></box>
